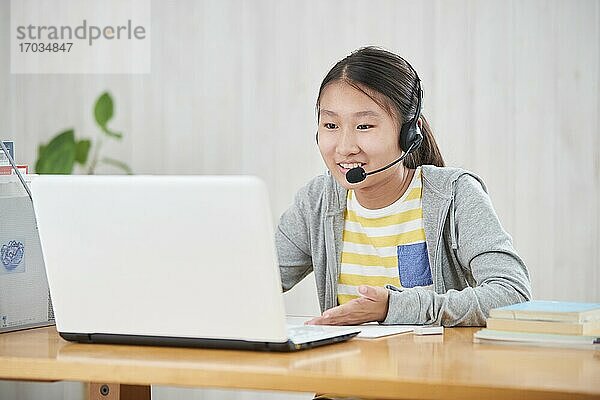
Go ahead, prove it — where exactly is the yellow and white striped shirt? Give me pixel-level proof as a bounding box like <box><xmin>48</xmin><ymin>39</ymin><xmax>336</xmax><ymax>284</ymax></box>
<box><xmin>337</xmin><ymin>166</ymin><xmax>433</xmax><ymax>305</ymax></box>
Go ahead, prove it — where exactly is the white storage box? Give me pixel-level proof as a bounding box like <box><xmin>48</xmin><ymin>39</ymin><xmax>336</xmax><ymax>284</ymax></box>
<box><xmin>0</xmin><ymin>174</ymin><xmax>54</xmax><ymax>332</ymax></box>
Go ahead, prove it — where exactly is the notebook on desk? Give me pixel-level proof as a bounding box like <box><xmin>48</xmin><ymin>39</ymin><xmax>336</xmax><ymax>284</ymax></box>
<box><xmin>30</xmin><ymin>175</ymin><xmax>359</xmax><ymax>351</ymax></box>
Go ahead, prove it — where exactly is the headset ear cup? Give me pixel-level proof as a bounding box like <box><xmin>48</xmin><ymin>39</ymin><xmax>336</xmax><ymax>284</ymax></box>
<box><xmin>399</xmin><ymin>124</ymin><xmax>409</xmax><ymax>152</ymax></box>
<box><xmin>412</xmin><ymin>125</ymin><xmax>423</xmax><ymax>151</ymax></box>
<box><xmin>399</xmin><ymin>123</ymin><xmax>423</xmax><ymax>154</ymax></box>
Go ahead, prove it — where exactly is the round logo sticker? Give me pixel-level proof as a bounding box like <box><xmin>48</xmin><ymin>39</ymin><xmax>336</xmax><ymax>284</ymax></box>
<box><xmin>1</xmin><ymin>240</ymin><xmax>25</xmax><ymax>271</ymax></box>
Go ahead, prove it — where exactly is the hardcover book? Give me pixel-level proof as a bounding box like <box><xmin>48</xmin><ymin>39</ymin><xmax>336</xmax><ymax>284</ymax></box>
<box><xmin>474</xmin><ymin>329</ymin><xmax>600</xmax><ymax>350</ymax></box>
<box><xmin>486</xmin><ymin>317</ymin><xmax>600</xmax><ymax>336</ymax></box>
<box><xmin>489</xmin><ymin>301</ymin><xmax>600</xmax><ymax>323</ymax></box>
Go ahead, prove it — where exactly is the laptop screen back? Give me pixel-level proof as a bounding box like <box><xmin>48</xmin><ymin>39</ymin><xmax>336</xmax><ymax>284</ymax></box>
<box><xmin>31</xmin><ymin>175</ymin><xmax>288</xmax><ymax>343</ymax></box>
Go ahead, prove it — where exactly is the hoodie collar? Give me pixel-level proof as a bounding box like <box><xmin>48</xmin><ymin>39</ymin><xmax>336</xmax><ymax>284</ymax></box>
<box><xmin>324</xmin><ymin>165</ymin><xmax>488</xmax><ymax>215</ymax></box>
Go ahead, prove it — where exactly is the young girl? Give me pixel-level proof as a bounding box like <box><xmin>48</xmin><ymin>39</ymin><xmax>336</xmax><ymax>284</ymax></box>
<box><xmin>275</xmin><ymin>47</ymin><xmax>531</xmax><ymax>326</ymax></box>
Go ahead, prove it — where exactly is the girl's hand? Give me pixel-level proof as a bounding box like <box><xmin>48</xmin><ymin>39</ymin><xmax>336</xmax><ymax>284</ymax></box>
<box><xmin>305</xmin><ymin>285</ymin><xmax>389</xmax><ymax>325</ymax></box>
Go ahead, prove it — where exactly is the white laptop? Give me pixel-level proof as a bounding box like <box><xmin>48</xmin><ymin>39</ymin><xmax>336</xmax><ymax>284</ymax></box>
<box><xmin>30</xmin><ymin>175</ymin><xmax>359</xmax><ymax>351</ymax></box>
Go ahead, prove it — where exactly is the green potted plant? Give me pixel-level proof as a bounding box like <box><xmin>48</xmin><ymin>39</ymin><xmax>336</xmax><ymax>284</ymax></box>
<box><xmin>35</xmin><ymin>92</ymin><xmax>132</xmax><ymax>175</ymax></box>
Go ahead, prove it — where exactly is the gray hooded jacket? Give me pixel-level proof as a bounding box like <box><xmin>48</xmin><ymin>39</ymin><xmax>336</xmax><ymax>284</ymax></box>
<box><xmin>275</xmin><ymin>165</ymin><xmax>532</xmax><ymax>326</ymax></box>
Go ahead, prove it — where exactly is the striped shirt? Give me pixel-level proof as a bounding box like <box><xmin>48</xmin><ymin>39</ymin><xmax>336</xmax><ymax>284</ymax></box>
<box><xmin>337</xmin><ymin>166</ymin><xmax>433</xmax><ymax>305</ymax></box>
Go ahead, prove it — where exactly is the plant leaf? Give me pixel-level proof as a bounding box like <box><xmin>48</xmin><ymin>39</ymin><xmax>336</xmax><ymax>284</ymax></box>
<box><xmin>100</xmin><ymin>157</ymin><xmax>133</xmax><ymax>175</ymax></box>
<box><xmin>34</xmin><ymin>129</ymin><xmax>76</xmax><ymax>174</ymax></box>
<box><xmin>94</xmin><ymin>92</ymin><xmax>113</xmax><ymax>128</ymax></box>
<box><xmin>94</xmin><ymin>92</ymin><xmax>123</xmax><ymax>139</ymax></box>
<box><xmin>75</xmin><ymin>139</ymin><xmax>91</xmax><ymax>165</ymax></box>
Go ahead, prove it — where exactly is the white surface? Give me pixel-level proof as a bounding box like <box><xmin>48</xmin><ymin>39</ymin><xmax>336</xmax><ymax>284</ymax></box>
<box><xmin>0</xmin><ymin>381</ymin><xmax>83</xmax><ymax>400</ymax></box>
<box><xmin>31</xmin><ymin>175</ymin><xmax>289</xmax><ymax>343</ymax></box>
<box><xmin>0</xmin><ymin>174</ymin><xmax>36</xmax><ymax>183</ymax></box>
<box><xmin>283</xmin><ymin>272</ymin><xmax>321</xmax><ymax>317</ymax></box>
<box><xmin>286</xmin><ymin>316</ymin><xmax>417</xmax><ymax>339</ymax></box>
<box><xmin>413</xmin><ymin>326</ymin><xmax>444</xmax><ymax>336</ymax></box>
<box><xmin>356</xmin><ymin>324</ymin><xmax>416</xmax><ymax>338</ymax></box>
<box><xmin>0</xmin><ymin>176</ymin><xmax>50</xmax><ymax>333</ymax></box>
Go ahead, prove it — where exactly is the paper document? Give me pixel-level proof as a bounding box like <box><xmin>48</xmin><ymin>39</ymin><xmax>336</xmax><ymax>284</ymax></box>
<box><xmin>286</xmin><ymin>316</ymin><xmax>418</xmax><ymax>339</ymax></box>
<box><xmin>354</xmin><ymin>324</ymin><xmax>417</xmax><ymax>338</ymax></box>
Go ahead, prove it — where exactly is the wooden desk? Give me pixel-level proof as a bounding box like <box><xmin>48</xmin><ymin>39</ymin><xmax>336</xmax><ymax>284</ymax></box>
<box><xmin>0</xmin><ymin>326</ymin><xmax>598</xmax><ymax>400</ymax></box>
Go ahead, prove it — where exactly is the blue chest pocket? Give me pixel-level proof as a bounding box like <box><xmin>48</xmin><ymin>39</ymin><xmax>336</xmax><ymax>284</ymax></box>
<box><xmin>397</xmin><ymin>242</ymin><xmax>432</xmax><ymax>288</ymax></box>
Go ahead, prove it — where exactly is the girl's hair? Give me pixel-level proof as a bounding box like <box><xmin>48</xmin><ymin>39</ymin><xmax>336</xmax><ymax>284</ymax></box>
<box><xmin>316</xmin><ymin>46</ymin><xmax>445</xmax><ymax>168</ymax></box>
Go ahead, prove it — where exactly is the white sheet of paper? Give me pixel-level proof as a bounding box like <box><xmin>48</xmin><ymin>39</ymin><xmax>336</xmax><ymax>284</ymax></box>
<box><xmin>355</xmin><ymin>324</ymin><xmax>417</xmax><ymax>338</ymax></box>
<box><xmin>285</xmin><ymin>316</ymin><xmax>418</xmax><ymax>339</ymax></box>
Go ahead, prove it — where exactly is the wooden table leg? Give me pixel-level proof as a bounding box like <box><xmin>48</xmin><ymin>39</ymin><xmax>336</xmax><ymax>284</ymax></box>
<box><xmin>89</xmin><ymin>383</ymin><xmax>151</xmax><ymax>400</ymax></box>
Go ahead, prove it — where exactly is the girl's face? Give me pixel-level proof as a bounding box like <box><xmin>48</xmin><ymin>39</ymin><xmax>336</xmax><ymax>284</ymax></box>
<box><xmin>317</xmin><ymin>80</ymin><xmax>403</xmax><ymax>191</ymax></box>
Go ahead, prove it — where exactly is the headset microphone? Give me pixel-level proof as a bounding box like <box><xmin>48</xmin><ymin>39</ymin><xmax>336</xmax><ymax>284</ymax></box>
<box><xmin>345</xmin><ymin>140</ymin><xmax>418</xmax><ymax>184</ymax></box>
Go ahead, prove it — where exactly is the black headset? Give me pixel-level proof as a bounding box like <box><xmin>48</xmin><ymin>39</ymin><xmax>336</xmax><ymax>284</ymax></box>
<box><xmin>399</xmin><ymin>60</ymin><xmax>424</xmax><ymax>154</ymax></box>
<box><xmin>316</xmin><ymin>56</ymin><xmax>423</xmax><ymax>156</ymax></box>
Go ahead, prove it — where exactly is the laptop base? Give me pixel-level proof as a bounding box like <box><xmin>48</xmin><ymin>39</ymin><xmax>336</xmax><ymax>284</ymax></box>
<box><xmin>60</xmin><ymin>331</ymin><xmax>359</xmax><ymax>352</ymax></box>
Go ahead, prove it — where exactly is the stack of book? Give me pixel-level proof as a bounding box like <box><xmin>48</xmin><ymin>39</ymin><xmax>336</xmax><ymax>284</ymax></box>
<box><xmin>474</xmin><ymin>301</ymin><xmax>600</xmax><ymax>349</ymax></box>
<box><xmin>0</xmin><ymin>141</ymin><xmax>29</xmax><ymax>175</ymax></box>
